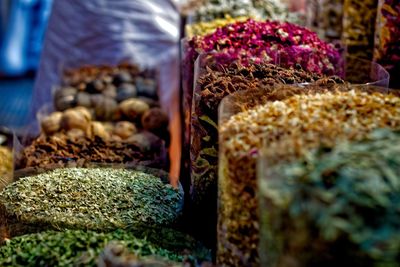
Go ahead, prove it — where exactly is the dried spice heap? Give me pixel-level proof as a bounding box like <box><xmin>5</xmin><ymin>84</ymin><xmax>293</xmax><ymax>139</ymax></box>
<box><xmin>0</xmin><ymin>168</ymin><xmax>183</xmax><ymax>237</ymax></box>
<box><xmin>192</xmin><ymin>0</ymin><xmax>295</xmax><ymax>23</ymax></box>
<box><xmin>186</xmin><ymin>15</ymin><xmax>252</xmax><ymax>38</ymax></box>
<box><xmin>190</xmin><ymin>63</ymin><xmax>343</xmax><ymax>204</ymax></box>
<box><xmin>16</xmin><ymin>131</ymin><xmax>167</xmax><ymax>174</ymax></box>
<box><xmin>218</xmin><ymin>86</ymin><xmax>400</xmax><ymax>266</ymax></box>
<box><xmin>259</xmin><ymin>129</ymin><xmax>400</xmax><ymax>267</ymax></box>
<box><xmin>0</xmin><ymin>228</ymin><xmax>211</xmax><ymax>266</ymax></box>
<box><xmin>306</xmin><ymin>0</ymin><xmax>343</xmax><ymax>41</ymax></box>
<box><xmin>373</xmin><ymin>0</ymin><xmax>400</xmax><ymax>88</ymax></box>
<box><xmin>0</xmin><ymin>147</ymin><xmax>12</xmax><ymax>191</ymax></box>
<box><xmin>342</xmin><ymin>0</ymin><xmax>378</xmax><ymax>59</ymax></box>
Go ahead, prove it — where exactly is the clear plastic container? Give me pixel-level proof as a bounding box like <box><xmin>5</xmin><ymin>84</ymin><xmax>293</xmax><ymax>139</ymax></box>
<box><xmin>218</xmin><ymin>83</ymin><xmax>399</xmax><ymax>266</ymax></box>
<box><xmin>258</xmin><ymin>129</ymin><xmax>400</xmax><ymax>266</ymax></box>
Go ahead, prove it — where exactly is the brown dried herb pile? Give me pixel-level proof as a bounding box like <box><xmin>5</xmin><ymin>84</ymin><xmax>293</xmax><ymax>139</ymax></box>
<box><xmin>16</xmin><ymin>131</ymin><xmax>167</xmax><ymax>175</ymax></box>
<box><xmin>190</xmin><ymin>62</ymin><xmax>343</xmax><ymax>204</ymax></box>
<box><xmin>218</xmin><ymin>86</ymin><xmax>400</xmax><ymax>266</ymax></box>
<box><xmin>0</xmin><ymin>168</ymin><xmax>183</xmax><ymax>238</ymax></box>
<box><xmin>0</xmin><ymin>147</ymin><xmax>12</xmax><ymax>191</ymax></box>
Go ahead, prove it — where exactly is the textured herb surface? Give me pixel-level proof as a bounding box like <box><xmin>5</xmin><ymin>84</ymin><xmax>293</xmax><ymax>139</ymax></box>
<box><xmin>0</xmin><ymin>168</ymin><xmax>183</xmax><ymax>236</ymax></box>
<box><xmin>218</xmin><ymin>87</ymin><xmax>400</xmax><ymax>266</ymax></box>
<box><xmin>0</xmin><ymin>147</ymin><xmax>12</xmax><ymax>191</ymax></box>
<box><xmin>260</xmin><ymin>129</ymin><xmax>400</xmax><ymax>267</ymax></box>
<box><xmin>0</xmin><ymin>228</ymin><xmax>211</xmax><ymax>266</ymax></box>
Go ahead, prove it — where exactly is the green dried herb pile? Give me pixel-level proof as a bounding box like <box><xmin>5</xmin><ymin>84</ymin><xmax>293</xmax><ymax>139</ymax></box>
<box><xmin>0</xmin><ymin>228</ymin><xmax>211</xmax><ymax>266</ymax></box>
<box><xmin>259</xmin><ymin>129</ymin><xmax>400</xmax><ymax>266</ymax></box>
<box><xmin>218</xmin><ymin>86</ymin><xmax>400</xmax><ymax>266</ymax></box>
<box><xmin>0</xmin><ymin>168</ymin><xmax>183</xmax><ymax>237</ymax></box>
<box><xmin>190</xmin><ymin>62</ymin><xmax>343</xmax><ymax>204</ymax></box>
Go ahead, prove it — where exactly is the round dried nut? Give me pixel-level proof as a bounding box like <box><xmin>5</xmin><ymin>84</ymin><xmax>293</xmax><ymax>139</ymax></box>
<box><xmin>41</xmin><ymin>112</ymin><xmax>63</xmax><ymax>135</ymax></box>
<box><xmin>54</xmin><ymin>87</ymin><xmax>77</xmax><ymax>99</ymax></box>
<box><xmin>74</xmin><ymin>106</ymin><xmax>92</xmax><ymax>121</ymax></box>
<box><xmin>113</xmin><ymin>71</ymin><xmax>133</xmax><ymax>86</ymax></box>
<box><xmin>119</xmin><ymin>98</ymin><xmax>149</xmax><ymax>120</ymax></box>
<box><xmin>61</xmin><ymin>107</ymin><xmax>91</xmax><ymax>131</ymax></box>
<box><xmin>102</xmin><ymin>85</ymin><xmax>117</xmax><ymax>99</ymax></box>
<box><xmin>66</xmin><ymin>128</ymin><xmax>86</xmax><ymax>141</ymax></box>
<box><xmin>76</xmin><ymin>92</ymin><xmax>92</xmax><ymax>108</ymax></box>
<box><xmin>113</xmin><ymin>121</ymin><xmax>137</xmax><ymax>139</ymax></box>
<box><xmin>94</xmin><ymin>97</ymin><xmax>118</xmax><ymax>121</ymax></box>
<box><xmin>89</xmin><ymin>121</ymin><xmax>109</xmax><ymax>140</ymax></box>
<box><xmin>102</xmin><ymin>122</ymin><xmax>115</xmax><ymax>134</ymax></box>
<box><xmin>141</xmin><ymin>108</ymin><xmax>169</xmax><ymax>132</ymax></box>
<box><xmin>135</xmin><ymin>77</ymin><xmax>157</xmax><ymax>99</ymax></box>
<box><xmin>126</xmin><ymin>131</ymin><xmax>162</xmax><ymax>153</ymax></box>
<box><xmin>86</xmin><ymin>79</ymin><xmax>105</xmax><ymax>93</ymax></box>
<box><xmin>54</xmin><ymin>95</ymin><xmax>77</xmax><ymax>111</ymax></box>
<box><xmin>137</xmin><ymin>97</ymin><xmax>159</xmax><ymax>108</ymax></box>
<box><xmin>116</xmin><ymin>83</ymin><xmax>137</xmax><ymax>102</ymax></box>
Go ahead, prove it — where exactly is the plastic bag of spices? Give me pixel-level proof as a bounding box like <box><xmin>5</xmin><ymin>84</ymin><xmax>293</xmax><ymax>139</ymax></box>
<box><xmin>258</xmin><ymin>129</ymin><xmax>400</xmax><ymax>266</ymax></box>
<box><xmin>29</xmin><ymin>0</ymin><xmax>181</xmax><ymax>180</ymax></box>
<box><xmin>218</xmin><ymin>83</ymin><xmax>400</xmax><ymax>266</ymax></box>
<box><xmin>342</xmin><ymin>0</ymin><xmax>379</xmax><ymax>59</ymax></box>
<box><xmin>373</xmin><ymin>0</ymin><xmax>400</xmax><ymax>89</ymax></box>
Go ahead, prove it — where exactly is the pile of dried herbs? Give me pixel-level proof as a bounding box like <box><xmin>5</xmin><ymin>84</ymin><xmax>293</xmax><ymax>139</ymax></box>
<box><xmin>218</xmin><ymin>85</ymin><xmax>400</xmax><ymax>266</ymax></box>
<box><xmin>0</xmin><ymin>146</ymin><xmax>12</xmax><ymax>191</ymax></box>
<box><xmin>259</xmin><ymin>129</ymin><xmax>400</xmax><ymax>267</ymax></box>
<box><xmin>0</xmin><ymin>228</ymin><xmax>211</xmax><ymax>266</ymax></box>
<box><xmin>190</xmin><ymin>62</ymin><xmax>343</xmax><ymax>204</ymax></box>
<box><xmin>16</xmin><ymin>133</ymin><xmax>168</xmax><ymax>174</ymax></box>
<box><xmin>373</xmin><ymin>0</ymin><xmax>400</xmax><ymax>88</ymax></box>
<box><xmin>0</xmin><ymin>168</ymin><xmax>183</xmax><ymax>237</ymax></box>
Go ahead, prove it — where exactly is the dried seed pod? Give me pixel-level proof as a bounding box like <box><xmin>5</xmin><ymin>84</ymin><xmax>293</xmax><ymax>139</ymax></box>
<box><xmin>113</xmin><ymin>121</ymin><xmax>137</xmax><ymax>140</ymax></box>
<box><xmin>141</xmin><ymin>108</ymin><xmax>169</xmax><ymax>132</ymax></box>
<box><xmin>40</xmin><ymin>112</ymin><xmax>63</xmax><ymax>135</ymax></box>
<box><xmin>119</xmin><ymin>99</ymin><xmax>150</xmax><ymax>121</ymax></box>
<box><xmin>61</xmin><ymin>107</ymin><xmax>92</xmax><ymax>131</ymax></box>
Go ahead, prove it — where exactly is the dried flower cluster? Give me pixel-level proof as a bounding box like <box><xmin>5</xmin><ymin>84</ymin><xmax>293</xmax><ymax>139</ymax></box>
<box><xmin>259</xmin><ymin>129</ymin><xmax>400</xmax><ymax>266</ymax></box>
<box><xmin>0</xmin><ymin>168</ymin><xmax>183</xmax><ymax>237</ymax></box>
<box><xmin>374</xmin><ymin>0</ymin><xmax>400</xmax><ymax>88</ymax></box>
<box><xmin>0</xmin><ymin>147</ymin><xmax>12</xmax><ymax>191</ymax></box>
<box><xmin>218</xmin><ymin>86</ymin><xmax>400</xmax><ymax>266</ymax></box>
<box><xmin>0</xmin><ymin>228</ymin><xmax>211</xmax><ymax>266</ymax></box>
<box><xmin>190</xmin><ymin>62</ymin><xmax>343</xmax><ymax>204</ymax></box>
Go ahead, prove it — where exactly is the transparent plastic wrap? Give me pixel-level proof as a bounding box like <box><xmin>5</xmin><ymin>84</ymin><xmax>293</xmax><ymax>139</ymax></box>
<box><xmin>1</xmin><ymin>163</ymin><xmax>184</xmax><ymax>240</ymax></box>
<box><xmin>218</xmin><ymin>84</ymin><xmax>400</xmax><ymax>266</ymax></box>
<box><xmin>342</xmin><ymin>0</ymin><xmax>379</xmax><ymax>59</ymax></box>
<box><xmin>305</xmin><ymin>0</ymin><xmax>344</xmax><ymax>41</ymax></box>
<box><xmin>258</xmin><ymin>129</ymin><xmax>400</xmax><ymax>266</ymax></box>
<box><xmin>373</xmin><ymin>0</ymin><xmax>400</xmax><ymax>88</ymax></box>
<box><xmin>181</xmin><ymin>19</ymin><xmax>343</xmax><ymax>181</ymax></box>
